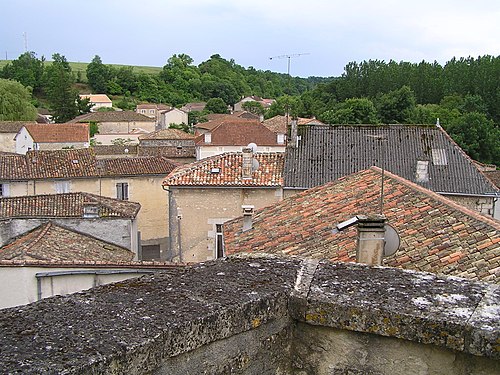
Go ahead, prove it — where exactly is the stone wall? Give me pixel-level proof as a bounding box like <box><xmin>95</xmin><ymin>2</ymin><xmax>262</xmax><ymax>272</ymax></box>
<box><xmin>0</xmin><ymin>256</ymin><xmax>498</xmax><ymax>374</ymax></box>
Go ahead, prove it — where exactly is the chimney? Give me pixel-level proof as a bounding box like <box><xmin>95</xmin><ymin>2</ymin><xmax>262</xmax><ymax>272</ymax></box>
<box><xmin>242</xmin><ymin>205</ymin><xmax>255</xmax><ymax>231</ymax></box>
<box><xmin>83</xmin><ymin>202</ymin><xmax>99</xmax><ymax>218</ymax></box>
<box><xmin>242</xmin><ymin>147</ymin><xmax>253</xmax><ymax>179</ymax></box>
<box><xmin>204</xmin><ymin>133</ymin><xmax>211</xmax><ymax>143</ymax></box>
<box><xmin>356</xmin><ymin>215</ymin><xmax>386</xmax><ymax>266</ymax></box>
<box><xmin>289</xmin><ymin>119</ymin><xmax>298</xmax><ymax>148</ymax></box>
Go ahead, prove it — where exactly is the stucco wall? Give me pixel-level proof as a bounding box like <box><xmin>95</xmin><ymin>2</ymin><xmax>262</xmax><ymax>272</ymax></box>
<box><xmin>162</xmin><ymin>110</ymin><xmax>188</xmax><ymax>127</ymax></box>
<box><xmin>98</xmin><ymin>121</ymin><xmax>156</xmax><ymax>134</ymax></box>
<box><xmin>15</xmin><ymin>126</ymin><xmax>34</xmax><ymax>154</ymax></box>
<box><xmin>444</xmin><ymin>194</ymin><xmax>496</xmax><ymax>219</ymax></box>
<box><xmin>0</xmin><ymin>133</ymin><xmax>16</xmax><ymax>153</ymax></box>
<box><xmin>169</xmin><ymin>187</ymin><xmax>282</xmax><ymax>262</ymax></box>
<box><xmin>0</xmin><ymin>266</ymin><xmax>154</xmax><ymax>309</ymax></box>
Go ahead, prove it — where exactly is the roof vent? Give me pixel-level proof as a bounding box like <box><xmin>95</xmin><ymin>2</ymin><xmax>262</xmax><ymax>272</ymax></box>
<box><xmin>72</xmin><ymin>159</ymin><xmax>79</xmax><ymax>164</ymax></box>
<box><xmin>210</xmin><ymin>167</ymin><xmax>221</xmax><ymax>174</ymax></box>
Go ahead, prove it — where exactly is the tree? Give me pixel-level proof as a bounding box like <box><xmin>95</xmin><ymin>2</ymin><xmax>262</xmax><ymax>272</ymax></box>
<box><xmin>377</xmin><ymin>86</ymin><xmax>416</xmax><ymax>123</ymax></box>
<box><xmin>1</xmin><ymin>52</ymin><xmax>45</xmax><ymax>94</ymax></box>
<box><xmin>320</xmin><ymin>98</ymin><xmax>378</xmax><ymax>124</ymax></box>
<box><xmin>86</xmin><ymin>55</ymin><xmax>111</xmax><ymax>93</ymax></box>
<box><xmin>242</xmin><ymin>100</ymin><xmax>264</xmax><ymax>115</ymax></box>
<box><xmin>44</xmin><ymin>53</ymin><xmax>79</xmax><ymax>123</ymax></box>
<box><xmin>447</xmin><ymin>112</ymin><xmax>500</xmax><ymax>165</ymax></box>
<box><xmin>205</xmin><ymin>97</ymin><xmax>228</xmax><ymax>114</ymax></box>
<box><xmin>0</xmin><ymin>79</ymin><xmax>37</xmax><ymax>121</ymax></box>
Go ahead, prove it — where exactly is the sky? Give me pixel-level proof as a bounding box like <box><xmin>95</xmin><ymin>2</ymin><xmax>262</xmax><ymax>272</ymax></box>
<box><xmin>1</xmin><ymin>0</ymin><xmax>499</xmax><ymax>78</ymax></box>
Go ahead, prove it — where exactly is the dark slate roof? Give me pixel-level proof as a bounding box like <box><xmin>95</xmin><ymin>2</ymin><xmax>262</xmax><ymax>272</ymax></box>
<box><xmin>0</xmin><ymin>149</ymin><xmax>178</xmax><ymax>180</ymax></box>
<box><xmin>224</xmin><ymin>167</ymin><xmax>500</xmax><ymax>283</ymax></box>
<box><xmin>0</xmin><ymin>192</ymin><xmax>141</xmax><ymax>219</ymax></box>
<box><xmin>0</xmin><ymin>222</ymin><xmax>134</xmax><ymax>262</ymax></box>
<box><xmin>284</xmin><ymin>125</ymin><xmax>498</xmax><ymax>195</ymax></box>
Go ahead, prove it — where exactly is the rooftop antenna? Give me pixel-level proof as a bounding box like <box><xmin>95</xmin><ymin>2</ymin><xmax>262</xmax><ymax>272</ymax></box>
<box><xmin>269</xmin><ymin>53</ymin><xmax>310</xmax><ymax>131</ymax></box>
<box><xmin>22</xmin><ymin>32</ymin><xmax>28</xmax><ymax>52</ymax></box>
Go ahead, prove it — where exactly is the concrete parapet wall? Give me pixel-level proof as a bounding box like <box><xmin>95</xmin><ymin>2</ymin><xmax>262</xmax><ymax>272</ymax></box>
<box><xmin>0</xmin><ymin>256</ymin><xmax>498</xmax><ymax>374</ymax></box>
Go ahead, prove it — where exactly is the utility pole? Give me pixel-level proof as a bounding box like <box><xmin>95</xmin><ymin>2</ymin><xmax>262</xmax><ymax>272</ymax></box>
<box><xmin>269</xmin><ymin>53</ymin><xmax>310</xmax><ymax>133</ymax></box>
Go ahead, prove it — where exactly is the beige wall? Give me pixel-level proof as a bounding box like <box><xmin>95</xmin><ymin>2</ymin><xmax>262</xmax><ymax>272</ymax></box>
<box><xmin>162</xmin><ymin>109</ymin><xmax>188</xmax><ymax>127</ymax></box>
<box><xmin>440</xmin><ymin>194</ymin><xmax>496</xmax><ymax>219</ymax></box>
<box><xmin>97</xmin><ymin>121</ymin><xmax>156</xmax><ymax>134</ymax></box>
<box><xmin>168</xmin><ymin>187</ymin><xmax>283</xmax><ymax>262</ymax></box>
<box><xmin>4</xmin><ymin>176</ymin><xmax>169</xmax><ymax>256</ymax></box>
<box><xmin>0</xmin><ymin>266</ymin><xmax>153</xmax><ymax>309</ymax></box>
<box><xmin>196</xmin><ymin>145</ymin><xmax>285</xmax><ymax>160</ymax></box>
<box><xmin>0</xmin><ymin>133</ymin><xmax>17</xmax><ymax>153</ymax></box>
<box><xmin>37</xmin><ymin>142</ymin><xmax>89</xmax><ymax>151</ymax></box>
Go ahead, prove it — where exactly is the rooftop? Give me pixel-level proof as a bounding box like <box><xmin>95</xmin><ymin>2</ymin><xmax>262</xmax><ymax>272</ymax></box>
<box><xmin>22</xmin><ymin>123</ymin><xmax>89</xmax><ymax>143</ymax></box>
<box><xmin>163</xmin><ymin>152</ymin><xmax>284</xmax><ymax>187</ymax></box>
<box><xmin>0</xmin><ymin>149</ymin><xmax>178</xmax><ymax>180</ymax></box>
<box><xmin>0</xmin><ymin>256</ymin><xmax>497</xmax><ymax>373</ymax></box>
<box><xmin>70</xmin><ymin>111</ymin><xmax>155</xmax><ymax>123</ymax></box>
<box><xmin>224</xmin><ymin>167</ymin><xmax>500</xmax><ymax>282</ymax></box>
<box><xmin>0</xmin><ymin>192</ymin><xmax>141</xmax><ymax>219</ymax></box>
<box><xmin>262</xmin><ymin>115</ymin><xmax>324</xmax><ymax>134</ymax></box>
<box><xmin>0</xmin><ymin>222</ymin><xmax>134</xmax><ymax>262</ymax></box>
<box><xmin>79</xmin><ymin>94</ymin><xmax>112</xmax><ymax>103</ymax></box>
<box><xmin>195</xmin><ymin>120</ymin><xmax>281</xmax><ymax>146</ymax></box>
<box><xmin>0</xmin><ymin>121</ymin><xmax>36</xmax><ymax>133</ymax></box>
<box><xmin>284</xmin><ymin>124</ymin><xmax>498</xmax><ymax>195</ymax></box>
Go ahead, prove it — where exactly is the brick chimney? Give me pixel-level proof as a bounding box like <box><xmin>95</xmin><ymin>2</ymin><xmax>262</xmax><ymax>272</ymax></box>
<box><xmin>289</xmin><ymin>119</ymin><xmax>298</xmax><ymax>148</ymax></box>
<box><xmin>242</xmin><ymin>147</ymin><xmax>253</xmax><ymax>179</ymax></box>
<box><xmin>242</xmin><ymin>205</ymin><xmax>255</xmax><ymax>231</ymax></box>
<box><xmin>356</xmin><ymin>215</ymin><xmax>386</xmax><ymax>266</ymax></box>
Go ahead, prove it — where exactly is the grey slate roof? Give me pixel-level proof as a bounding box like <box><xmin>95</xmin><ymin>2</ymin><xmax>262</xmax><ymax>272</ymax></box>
<box><xmin>284</xmin><ymin>124</ymin><xmax>498</xmax><ymax>195</ymax></box>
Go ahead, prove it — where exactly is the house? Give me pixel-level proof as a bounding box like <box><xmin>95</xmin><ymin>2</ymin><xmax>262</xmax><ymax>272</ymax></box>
<box><xmin>70</xmin><ymin>111</ymin><xmax>156</xmax><ymax>144</ymax></box>
<box><xmin>0</xmin><ymin>148</ymin><xmax>178</xmax><ymax>259</ymax></box>
<box><xmin>138</xmin><ymin>129</ymin><xmax>196</xmax><ymax>164</ymax></box>
<box><xmin>233</xmin><ymin>96</ymin><xmax>275</xmax><ymax>112</ymax></box>
<box><xmin>283</xmin><ymin>124</ymin><xmax>499</xmax><ymax>218</ymax></box>
<box><xmin>195</xmin><ymin>120</ymin><xmax>286</xmax><ymax>160</ymax></box>
<box><xmin>180</xmin><ymin>102</ymin><xmax>206</xmax><ymax>113</ymax></box>
<box><xmin>136</xmin><ymin>103</ymin><xmax>170</xmax><ymax>119</ymax></box>
<box><xmin>224</xmin><ymin>167</ymin><xmax>500</xmax><ymax>283</ymax></box>
<box><xmin>14</xmin><ymin>123</ymin><xmax>90</xmax><ymax>154</ymax></box>
<box><xmin>0</xmin><ymin>121</ymin><xmax>36</xmax><ymax>153</ymax></box>
<box><xmin>79</xmin><ymin>94</ymin><xmax>113</xmax><ymax>111</ymax></box>
<box><xmin>162</xmin><ymin>150</ymin><xmax>284</xmax><ymax>262</ymax></box>
<box><xmin>159</xmin><ymin>107</ymin><xmax>189</xmax><ymax>129</ymax></box>
<box><xmin>0</xmin><ymin>192</ymin><xmax>141</xmax><ymax>255</ymax></box>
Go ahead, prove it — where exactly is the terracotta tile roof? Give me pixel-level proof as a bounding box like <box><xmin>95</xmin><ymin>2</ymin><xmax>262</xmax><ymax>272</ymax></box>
<box><xmin>23</xmin><ymin>123</ymin><xmax>89</xmax><ymax>143</ymax></box>
<box><xmin>195</xmin><ymin>120</ymin><xmax>280</xmax><ymax>146</ymax></box>
<box><xmin>163</xmin><ymin>152</ymin><xmax>284</xmax><ymax>187</ymax></box>
<box><xmin>139</xmin><ymin>129</ymin><xmax>195</xmax><ymax>140</ymax></box>
<box><xmin>284</xmin><ymin>124</ymin><xmax>498</xmax><ymax>195</ymax></box>
<box><xmin>136</xmin><ymin>103</ymin><xmax>171</xmax><ymax>110</ymax></box>
<box><xmin>0</xmin><ymin>149</ymin><xmax>178</xmax><ymax>180</ymax></box>
<box><xmin>70</xmin><ymin>111</ymin><xmax>155</xmax><ymax>123</ymax></box>
<box><xmin>262</xmin><ymin>115</ymin><xmax>324</xmax><ymax>134</ymax></box>
<box><xmin>0</xmin><ymin>222</ymin><xmax>134</xmax><ymax>262</ymax></box>
<box><xmin>0</xmin><ymin>192</ymin><xmax>140</xmax><ymax>218</ymax></box>
<box><xmin>180</xmin><ymin>102</ymin><xmax>206</xmax><ymax>112</ymax></box>
<box><xmin>79</xmin><ymin>94</ymin><xmax>112</xmax><ymax>103</ymax></box>
<box><xmin>224</xmin><ymin>167</ymin><xmax>500</xmax><ymax>283</ymax></box>
<box><xmin>0</xmin><ymin>121</ymin><xmax>36</xmax><ymax>133</ymax></box>
<box><xmin>484</xmin><ymin>170</ymin><xmax>500</xmax><ymax>188</ymax></box>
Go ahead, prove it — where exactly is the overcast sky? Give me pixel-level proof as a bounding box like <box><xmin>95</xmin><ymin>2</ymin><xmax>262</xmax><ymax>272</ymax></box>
<box><xmin>1</xmin><ymin>0</ymin><xmax>499</xmax><ymax>77</ymax></box>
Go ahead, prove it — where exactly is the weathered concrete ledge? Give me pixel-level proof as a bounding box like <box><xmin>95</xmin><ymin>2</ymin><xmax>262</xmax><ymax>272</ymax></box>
<box><xmin>0</xmin><ymin>256</ymin><xmax>498</xmax><ymax>374</ymax></box>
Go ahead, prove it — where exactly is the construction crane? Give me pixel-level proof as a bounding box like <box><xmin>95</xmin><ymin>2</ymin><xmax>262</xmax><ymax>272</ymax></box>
<box><xmin>269</xmin><ymin>53</ymin><xmax>310</xmax><ymax>77</ymax></box>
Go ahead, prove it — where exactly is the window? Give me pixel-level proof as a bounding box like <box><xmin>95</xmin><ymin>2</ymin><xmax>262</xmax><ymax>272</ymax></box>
<box><xmin>55</xmin><ymin>180</ymin><xmax>70</xmax><ymax>193</ymax></box>
<box><xmin>141</xmin><ymin>244</ymin><xmax>160</xmax><ymax>260</ymax></box>
<box><xmin>149</xmin><ymin>109</ymin><xmax>155</xmax><ymax>114</ymax></box>
<box><xmin>140</xmin><ymin>109</ymin><xmax>146</xmax><ymax>114</ymax></box>
<box><xmin>116</xmin><ymin>182</ymin><xmax>129</xmax><ymax>200</ymax></box>
<box><xmin>0</xmin><ymin>183</ymin><xmax>10</xmax><ymax>197</ymax></box>
<box><xmin>215</xmin><ymin>224</ymin><xmax>224</xmax><ymax>259</ymax></box>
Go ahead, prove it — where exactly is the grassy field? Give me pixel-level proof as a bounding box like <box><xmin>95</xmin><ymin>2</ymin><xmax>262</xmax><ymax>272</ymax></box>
<box><xmin>0</xmin><ymin>60</ymin><xmax>162</xmax><ymax>82</ymax></box>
